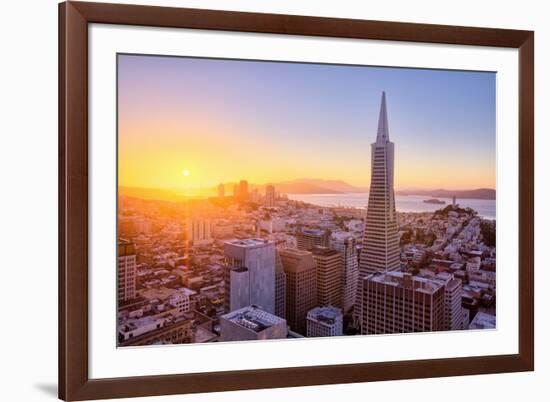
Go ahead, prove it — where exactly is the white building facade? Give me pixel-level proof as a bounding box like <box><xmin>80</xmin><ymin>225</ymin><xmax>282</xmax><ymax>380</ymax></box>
<box><xmin>224</xmin><ymin>239</ymin><xmax>276</xmax><ymax>314</ymax></box>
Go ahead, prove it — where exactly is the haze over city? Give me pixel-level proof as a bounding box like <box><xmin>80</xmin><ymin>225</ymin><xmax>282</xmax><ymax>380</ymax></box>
<box><xmin>118</xmin><ymin>54</ymin><xmax>496</xmax><ymax>196</ymax></box>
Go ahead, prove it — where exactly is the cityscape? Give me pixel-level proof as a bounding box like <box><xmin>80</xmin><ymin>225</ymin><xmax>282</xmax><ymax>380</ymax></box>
<box><xmin>117</xmin><ymin>56</ymin><xmax>496</xmax><ymax>346</ymax></box>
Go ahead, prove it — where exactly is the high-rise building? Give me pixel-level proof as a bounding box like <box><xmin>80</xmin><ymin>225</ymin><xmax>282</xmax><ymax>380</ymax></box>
<box><xmin>274</xmin><ymin>250</ymin><xmax>287</xmax><ymax>319</ymax></box>
<box><xmin>360</xmin><ymin>272</ymin><xmax>445</xmax><ymax>334</ymax></box>
<box><xmin>233</xmin><ymin>183</ymin><xmax>239</xmax><ymax>198</ymax></box>
<box><xmin>331</xmin><ymin>233</ymin><xmax>359</xmax><ymax>313</ymax></box>
<box><xmin>296</xmin><ymin>228</ymin><xmax>331</xmax><ymax>251</ymax></box>
<box><xmin>219</xmin><ymin>305</ymin><xmax>288</xmax><ymax>341</ymax></box>
<box><xmin>118</xmin><ymin>239</ymin><xmax>137</xmax><ymax>304</ymax></box>
<box><xmin>187</xmin><ymin>218</ymin><xmax>212</xmax><ymax>246</ymax></box>
<box><xmin>311</xmin><ymin>246</ymin><xmax>343</xmax><ymax>308</ymax></box>
<box><xmin>417</xmin><ymin>271</ymin><xmax>464</xmax><ymax>331</ymax></box>
<box><xmin>432</xmin><ymin>272</ymin><xmax>463</xmax><ymax>331</ymax></box>
<box><xmin>306</xmin><ymin>306</ymin><xmax>344</xmax><ymax>337</ymax></box>
<box><xmin>238</xmin><ymin>180</ymin><xmax>249</xmax><ymax>201</ymax></box>
<box><xmin>279</xmin><ymin>248</ymin><xmax>317</xmax><ymax>335</ymax></box>
<box><xmin>218</xmin><ymin>183</ymin><xmax>225</xmax><ymax>198</ymax></box>
<box><xmin>359</xmin><ymin>92</ymin><xmax>400</xmax><ymax>278</ymax></box>
<box><xmin>224</xmin><ymin>265</ymin><xmax>250</xmax><ymax>313</ymax></box>
<box><xmin>265</xmin><ymin>184</ymin><xmax>276</xmax><ymax>207</ymax></box>
<box><xmin>224</xmin><ymin>239</ymin><xmax>276</xmax><ymax>314</ymax></box>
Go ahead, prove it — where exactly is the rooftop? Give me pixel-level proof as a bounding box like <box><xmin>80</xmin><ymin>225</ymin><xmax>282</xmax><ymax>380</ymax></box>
<box><xmin>300</xmin><ymin>228</ymin><xmax>328</xmax><ymax>236</ymax></box>
<box><xmin>368</xmin><ymin>272</ymin><xmax>443</xmax><ymax>295</ymax></box>
<box><xmin>279</xmin><ymin>248</ymin><xmax>312</xmax><ymax>257</ymax></box>
<box><xmin>221</xmin><ymin>305</ymin><xmax>285</xmax><ymax>332</ymax></box>
<box><xmin>469</xmin><ymin>311</ymin><xmax>496</xmax><ymax>329</ymax></box>
<box><xmin>307</xmin><ymin>306</ymin><xmax>343</xmax><ymax>325</ymax></box>
<box><xmin>311</xmin><ymin>246</ymin><xmax>340</xmax><ymax>257</ymax></box>
<box><xmin>226</xmin><ymin>238</ymin><xmax>270</xmax><ymax>248</ymax></box>
<box><xmin>331</xmin><ymin>231</ymin><xmax>354</xmax><ymax>241</ymax></box>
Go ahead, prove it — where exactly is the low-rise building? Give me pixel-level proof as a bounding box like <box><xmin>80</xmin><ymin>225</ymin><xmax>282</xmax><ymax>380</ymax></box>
<box><xmin>306</xmin><ymin>306</ymin><xmax>343</xmax><ymax>337</ymax></box>
<box><xmin>469</xmin><ymin>311</ymin><xmax>496</xmax><ymax>330</ymax></box>
<box><xmin>219</xmin><ymin>305</ymin><xmax>288</xmax><ymax>341</ymax></box>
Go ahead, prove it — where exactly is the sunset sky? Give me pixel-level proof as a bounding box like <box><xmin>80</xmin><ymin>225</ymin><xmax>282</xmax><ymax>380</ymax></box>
<box><xmin>118</xmin><ymin>54</ymin><xmax>496</xmax><ymax>193</ymax></box>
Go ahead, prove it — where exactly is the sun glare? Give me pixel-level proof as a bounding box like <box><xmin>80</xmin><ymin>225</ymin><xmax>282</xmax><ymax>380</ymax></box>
<box><xmin>183</xmin><ymin>169</ymin><xmax>190</xmax><ymax>177</ymax></box>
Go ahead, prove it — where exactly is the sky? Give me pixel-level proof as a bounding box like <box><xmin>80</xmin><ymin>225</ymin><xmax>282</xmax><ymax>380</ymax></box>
<box><xmin>118</xmin><ymin>54</ymin><xmax>496</xmax><ymax>193</ymax></box>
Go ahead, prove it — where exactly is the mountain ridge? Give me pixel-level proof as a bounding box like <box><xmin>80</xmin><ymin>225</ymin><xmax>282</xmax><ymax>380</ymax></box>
<box><xmin>119</xmin><ymin>181</ymin><xmax>496</xmax><ymax>201</ymax></box>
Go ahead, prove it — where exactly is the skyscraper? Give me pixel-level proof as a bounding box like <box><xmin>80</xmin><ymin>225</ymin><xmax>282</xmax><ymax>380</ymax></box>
<box><xmin>118</xmin><ymin>239</ymin><xmax>136</xmax><ymax>304</ymax></box>
<box><xmin>265</xmin><ymin>184</ymin><xmax>276</xmax><ymax>207</ymax></box>
<box><xmin>359</xmin><ymin>92</ymin><xmax>400</xmax><ymax>278</ymax></box>
<box><xmin>224</xmin><ymin>265</ymin><xmax>251</xmax><ymax>313</ymax></box>
<box><xmin>274</xmin><ymin>249</ymin><xmax>287</xmax><ymax>319</ymax></box>
<box><xmin>331</xmin><ymin>233</ymin><xmax>359</xmax><ymax>313</ymax></box>
<box><xmin>279</xmin><ymin>248</ymin><xmax>317</xmax><ymax>335</ymax></box>
<box><xmin>311</xmin><ymin>246</ymin><xmax>343</xmax><ymax>308</ymax></box>
<box><xmin>224</xmin><ymin>238</ymin><xmax>276</xmax><ymax>314</ymax></box>
<box><xmin>422</xmin><ymin>272</ymin><xmax>463</xmax><ymax>331</ymax></box>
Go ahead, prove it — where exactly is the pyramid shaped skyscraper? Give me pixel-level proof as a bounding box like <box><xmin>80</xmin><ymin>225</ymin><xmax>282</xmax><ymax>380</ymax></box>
<box><xmin>359</xmin><ymin>92</ymin><xmax>400</xmax><ymax>277</ymax></box>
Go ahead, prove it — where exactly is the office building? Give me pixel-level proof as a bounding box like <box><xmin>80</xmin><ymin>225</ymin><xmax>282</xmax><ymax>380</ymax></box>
<box><xmin>331</xmin><ymin>233</ymin><xmax>359</xmax><ymax>313</ymax></box>
<box><xmin>311</xmin><ymin>246</ymin><xmax>343</xmax><ymax>308</ymax></box>
<box><xmin>438</xmin><ymin>273</ymin><xmax>463</xmax><ymax>331</ymax></box>
<box><xmin>279</xmin><ymin>248</ymin><xmax>317</xmax><ymax>335</ymax></box>
<box><xmin>224</xmin><ymin>238</ymin><xmax>276</xmax><ymax>314</ymax></box>
<box><xmin>224</xmin><ymin>265</ymin><xmax>250</xmax><ymax>313</ymax></box>
<box><xmin>274</xmin><ymin>250</ymin><xmax>287</xmax><ymax>319</ymax></box>
<box><xmin>118</xmin><ymin>239</ymin><xmax>137</xmax><ymax>304</ymax></box>
<box><xmin>306</xmin><ymin>306</ymin><xmax>344</xmax><ymax>337</ymax></box>
<box><xmin>360</xmin><ymin>272</ymin><xmax>445</xmax><ymax>335</ymax></box>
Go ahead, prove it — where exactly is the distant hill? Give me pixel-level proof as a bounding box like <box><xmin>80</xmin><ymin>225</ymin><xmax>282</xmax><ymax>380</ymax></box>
<box><xmin>396</xmin><ymin>188</ymin><xmax>496</xmax><ymax>200</ymax></box>
<box><xmin>272</xmin><ymin>178</ymin><xmax>368</xmax><ymax>194</ymax></box>
<box><xmin>271</xmin><ymin>181</ymin><xmax>342</xmax><ymax>194</ymax></box>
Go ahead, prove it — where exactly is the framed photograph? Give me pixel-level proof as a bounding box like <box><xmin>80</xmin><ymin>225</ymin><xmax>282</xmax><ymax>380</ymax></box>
<box><xmin>59</xmin><ymin>1</ymin><xmax>534</xmax><ymax>400</ymax></box>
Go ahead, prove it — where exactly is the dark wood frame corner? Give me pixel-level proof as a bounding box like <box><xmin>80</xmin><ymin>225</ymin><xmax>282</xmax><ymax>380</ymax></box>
<box><xmin>59</xmin><ymin>1</ymin><xmax>534</xmax><ymax>401</ymax></box>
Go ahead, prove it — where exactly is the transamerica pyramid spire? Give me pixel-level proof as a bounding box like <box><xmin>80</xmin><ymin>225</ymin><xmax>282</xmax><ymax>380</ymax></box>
<box><xmin>376</xmin><ymin>91</ymin><xmax>389</xmax><ymax>142</ymax></box>
<box><xmin>359</xmin><ymin>91</ymin><xmax>400</xmax><ymax>277</ymax></box>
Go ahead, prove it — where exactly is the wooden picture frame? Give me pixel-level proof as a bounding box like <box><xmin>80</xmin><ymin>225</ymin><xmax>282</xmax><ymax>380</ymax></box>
<box><xmin>59</xmin><ymin>1</ymin><xmax>534</xmax><ymax>400</ymax></box>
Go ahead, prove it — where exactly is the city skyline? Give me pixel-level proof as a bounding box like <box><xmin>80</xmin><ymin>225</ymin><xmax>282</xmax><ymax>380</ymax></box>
<box><xmin>118</xmin><ymin>54</ymin><xmax>496</xmax><ymax>195</ymax></box>
<box><xmin>117</xmin><ymin>77</ymin><xmax>496</xmax><ymax>346</ymax></box>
